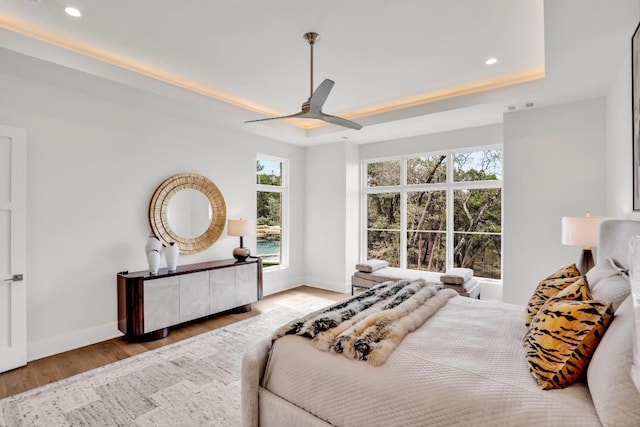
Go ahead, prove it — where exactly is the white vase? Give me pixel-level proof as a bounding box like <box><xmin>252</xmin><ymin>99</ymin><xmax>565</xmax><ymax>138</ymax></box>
<box><xmin>145</xmin><ymin>235</ymin><xmax>163</xmax><ymax>255</ymax></box>
<box><xmin>165</xmin><ymin>242</ymin><xmax>180</xmax><ymax>272</ymax></box>
<box><xmin>147</xmin><ymin>249</ymin><xmax>161</xmax><ymax>275</ymax></box>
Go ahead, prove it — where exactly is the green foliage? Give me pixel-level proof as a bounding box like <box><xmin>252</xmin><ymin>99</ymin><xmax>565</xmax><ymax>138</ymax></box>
<box><xmin>257</xmin><ymin>160</ymin><xmax>282</xmax><ymax>186</ymax></box>
<box><xmin>367</xmin><ymin>160</ymin><xmax>400</xmax><ymax>187</ymax></box>
<box><xmin>453</xmin><ymin>149</ymin><xmax>502</xmax><ymax>182</ymax></box>
<box><xmin>407</xmin><ymin>155</ymin><xmax>446</xmax><ymax>184</ymax></box>
<box><xmin>367</xmin><ymin>231</ymin><xmax>400</xmax><ymax>267</ymax></box>
<box><xmin>367</xmin><ymin>193</ymin><xmax>400</xmax><ymax>229</ymax></box>
<box><xmin>257</xmin><ymin>191</ymin><xmax>281</xmax><ymax>226</ymax></box>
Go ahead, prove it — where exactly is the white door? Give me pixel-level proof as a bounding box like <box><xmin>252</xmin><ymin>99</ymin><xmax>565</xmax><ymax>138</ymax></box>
<box><xmin>0</xmin><ymin>125</ymin><xmax>27</xmax><ymax>373</ymax></box>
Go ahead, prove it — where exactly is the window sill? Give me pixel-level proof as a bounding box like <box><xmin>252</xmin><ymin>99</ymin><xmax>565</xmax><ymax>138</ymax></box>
<box><xmin>263</xmin><ymin>264</ymin><xmax>289</xmax><ymax>273</ymax></box>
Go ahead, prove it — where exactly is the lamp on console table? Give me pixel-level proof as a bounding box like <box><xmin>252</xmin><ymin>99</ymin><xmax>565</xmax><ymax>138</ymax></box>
<box><xmin>561</xmin><ymin>212</ymin><xmax>613</xmax><ymax>275</ymax></box>
<box><xmin>228</xmin><ymin>218</ymin><xmax>255</xmax><ymax>262</ymax></box>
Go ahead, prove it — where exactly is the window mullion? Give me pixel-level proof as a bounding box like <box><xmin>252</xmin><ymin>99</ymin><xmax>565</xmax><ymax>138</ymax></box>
<box><xmin>446</xmin><ymin>153</ymin><xmax>454</xmax><ymax>272</ymax></box>
<box><xmin>400</xmin><ymin>159</ymin><xmax>407</xmax><ymax>269</ymax></box>
<box><xmin>400</xmin><ymin>190</ymin><xmax>407</xmax><ymax>269</ymax></box>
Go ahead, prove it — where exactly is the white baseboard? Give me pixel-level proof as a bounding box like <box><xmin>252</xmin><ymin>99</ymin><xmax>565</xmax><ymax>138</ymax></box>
<box><xmin>480</xmin><ymin>280</ymin><xmax>503</xmax><ymax>302</ymax></box>
<box><xmin>302</xmin><ymin>277</ymin><xmax>350</xmax><ymax>294</ymax></box>
<box><xmin>28</xmin><ymin>322</ymin><xmax>123</xmax><ymax>362</ymax></box>
<box><xmin>263</xmin><ymin>281</ymin><xmax>301</xmax><ymax>296</ymax></box>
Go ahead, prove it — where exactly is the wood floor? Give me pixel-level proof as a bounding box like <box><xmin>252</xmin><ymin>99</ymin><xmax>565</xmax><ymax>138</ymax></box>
<box><xmin>0</xmin><ymin>286</ymin><xmax>349</xmax><ymax>400</ymax></box>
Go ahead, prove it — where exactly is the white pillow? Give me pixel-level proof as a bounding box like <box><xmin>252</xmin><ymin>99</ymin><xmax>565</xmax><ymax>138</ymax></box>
<box><xmin>355</xmin><ymin>259</ymin><xmax>389</xmax><ymax>273</ymax></box>
<box><xmin>587</xmin><ymin>257</ymin><xmax>627</xmax><ymax>289</ymax></box>
<box><xmin>587</xmin><ymin>296</ymin><xmax>640</xmax><ymax>426</ymax></box>
<box><xmin>592</xmin><ymin>274</ymin><xmax>631</xmax><ymax>312</ymax></box>
<box><xmin>631</xmin><ymin>271</ymin><xmax>640</xmax><ymax>393</ymax></box>
<box><xmin>440</xmin><ymin>268</ymin><xmax>473</xmax><ymax>285</ymax></box>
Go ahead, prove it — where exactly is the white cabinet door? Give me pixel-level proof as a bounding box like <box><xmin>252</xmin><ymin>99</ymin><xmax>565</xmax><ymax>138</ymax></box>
<box><xmin>179</xmin><ymin>271</ymin><xmax>209</xmax><ymax>322</ymax></box>
<box><xmin>0</xmin><ymin>125</ymin><xmax>27</xmax><ymax>373</ymax></box>
<box><xmin>235</xmin><ymin>263</ymin><xmax>258</xmax><ymax>306</ymax></box>
<box><xmin>209</xmin><ymin>268</ymin><xmax>236</xmax><ymax>313</ymax></box>
<box><xmin>144</xmin><ymin>277</ymin><xmax>180</xmax><ymax>333</ymax></box>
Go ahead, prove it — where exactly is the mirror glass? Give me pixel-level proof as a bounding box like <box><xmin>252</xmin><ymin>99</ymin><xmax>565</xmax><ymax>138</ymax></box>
<box><xmin>167</xmin><ymin>189</ymin><xmax>212</xmax><ymax>238</ymax></box>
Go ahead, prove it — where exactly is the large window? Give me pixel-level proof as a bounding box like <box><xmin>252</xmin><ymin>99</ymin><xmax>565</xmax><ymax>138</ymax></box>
<box><xmin>257</xmin><ymin>155</ymin><xmax>288</xmax><ymax>268</ymax></box>
<box><xmin>364</xmin><ymin>147</ymin><xmax>502</xmax><ymax>280</ymax></box>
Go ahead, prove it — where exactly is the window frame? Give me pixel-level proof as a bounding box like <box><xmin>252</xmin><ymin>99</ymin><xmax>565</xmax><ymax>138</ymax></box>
<box><xmin>361</xmin><ymin>144</ymin><xmax>503</xmax><ymax>281</ymax></box>
<box><xmin>256</xmin><ymin>154</ymin><xmax>289</xmax><ymax>270</ymax></box>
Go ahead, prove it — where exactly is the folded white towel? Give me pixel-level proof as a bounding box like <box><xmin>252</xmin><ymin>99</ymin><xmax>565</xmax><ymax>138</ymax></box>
<box><xmin>440</xmin><ymin>268</ymin><xmax>473</xmax><ymax>285</ymax></box>
<box><xmin>356</xmin><ymin>259</ymin><xmax>389</xmax><ymax>273</ymax></box>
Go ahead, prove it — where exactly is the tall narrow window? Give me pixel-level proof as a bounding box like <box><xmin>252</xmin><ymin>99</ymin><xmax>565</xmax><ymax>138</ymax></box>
<box><xmin>363</xmin><ymin>146</ymin><xmax>502</xmax><ymax>280</ymax></box>
<box><xmin>452</xmin><ymin>149</ymin><xmax>502</xmax><ymax>279</ymax></box>
<box><xmin>257</xmin><ymin>156</ymin><xmax>288</xmax><ymax>268</ymax></box>
<box><xmin>407</xmin><ymin>190</ymin><xmax>447</xmax><ymax>272</ymax></box>
<box><xmin>366</xmin><ymin>160</ymin><xmax>401</xmax><ymax>266</ymax></box>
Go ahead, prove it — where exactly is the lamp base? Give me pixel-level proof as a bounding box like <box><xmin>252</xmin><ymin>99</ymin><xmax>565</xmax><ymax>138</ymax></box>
<box><xmin>579</xmin><ymin>248</ymin><xmax>595</xmax><ymax>275</ymax></box>
<box><xmin>233</xmin><ymin>247</ymin><xmax>250</xmax><ymax>262</ymax></box>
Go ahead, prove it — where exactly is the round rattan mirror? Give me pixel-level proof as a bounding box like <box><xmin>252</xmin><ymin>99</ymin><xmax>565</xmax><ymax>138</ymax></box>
<box><xmin>149</xmin><ymin>173</ymin><xmax>226</xmax><ymax>254</ymax></box>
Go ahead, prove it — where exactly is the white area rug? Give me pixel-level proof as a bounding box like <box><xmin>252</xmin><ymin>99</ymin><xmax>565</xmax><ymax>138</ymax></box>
<box><xmin>0</xmin><ymin>296</ymin><xmax>333</xmax><ymax>426</ymax></box>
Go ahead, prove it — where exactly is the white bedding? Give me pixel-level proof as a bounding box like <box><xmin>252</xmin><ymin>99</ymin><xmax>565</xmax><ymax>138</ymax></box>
<box><xmin>262</xmin><ymin>296</ymin><xmax>601</xmax><ymax>427</ymax></box>
<box><xmin>353</xmin><ymin>267</ymin><xmax>443</xmax><ymax>284</ymax></box>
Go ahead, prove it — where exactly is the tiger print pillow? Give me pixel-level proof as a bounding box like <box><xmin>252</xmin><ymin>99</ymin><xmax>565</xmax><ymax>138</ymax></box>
<box><xmin>525</xmin><ymin>263</ymin><xmax>581</xmax><ymax>327</ymax></box>
<box><xmin>548</xmin><ymin>276</ymin><xmax>591</xmax><ymax>302</ymax></box>
<box><xmin>524</xmin><ymin>296</ymin><xmax>614</xmax><ymax>389</ymax></box>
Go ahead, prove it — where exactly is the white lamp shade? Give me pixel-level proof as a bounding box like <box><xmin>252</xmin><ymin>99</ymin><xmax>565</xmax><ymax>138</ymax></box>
<box><xmin>561</xmin><ymin>215</ymin><xmax>613</xmax><ymax>247</ymax></box>
<box><xmin>228</xmin><ymin>219</ymin><xmax>255</xmax><ymax>237</ymax></box>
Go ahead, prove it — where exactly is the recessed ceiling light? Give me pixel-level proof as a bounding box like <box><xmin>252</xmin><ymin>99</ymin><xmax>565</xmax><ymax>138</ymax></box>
<box><xmin>485</xmin><ymin>58</ymin><xmax>498</xmax><ymax>65</ymax></box>
<box><xmin>64</xmin><ymin>6</ymin><xmax>82</xmax><ymax>17</ymax></box>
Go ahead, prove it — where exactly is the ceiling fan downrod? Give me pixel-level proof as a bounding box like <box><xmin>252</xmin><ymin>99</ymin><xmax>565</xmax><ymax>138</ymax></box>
<box><xmin>303</xmin><ymin>32</ymin><xmax>319</xmax><ymax>99</ymax></box>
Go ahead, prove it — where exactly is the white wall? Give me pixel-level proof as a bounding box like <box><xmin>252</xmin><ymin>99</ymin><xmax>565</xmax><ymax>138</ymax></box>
<box><xmin>503</xmin><ymin>99</ymin><xmax>607</xmax><ymax>305</ymax></box>
<box><xmin>304</xmin><ymin>142</ymin><xmax>359</xmax><ymax>292</ymax></box>
<box><xmin>359</xmin><ymin>124</ymin><xmax>503</xmax><ymax>160</ymax></box>
<box><xmin>0</xmin><ymin>56</ymin><xmax>305</xmax><ymax>361</ymax></box>
<box><xmin>605</xmin><ymin>37</ymin><xmax>640</xmax><ymax>220</ymax></box>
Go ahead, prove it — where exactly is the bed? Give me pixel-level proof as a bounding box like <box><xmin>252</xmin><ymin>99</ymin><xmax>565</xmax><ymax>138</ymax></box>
<box><xmin>242</xmin><ymin>220</ymin><xmax>640</xmax><ymax>427</ymax></box>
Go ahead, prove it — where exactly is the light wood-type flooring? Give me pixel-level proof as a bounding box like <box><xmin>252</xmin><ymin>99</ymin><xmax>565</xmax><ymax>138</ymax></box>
<box><xmin>0</xmin><ymin>286</ymin><xmax>348</xmax><ymax>399</ymax></box>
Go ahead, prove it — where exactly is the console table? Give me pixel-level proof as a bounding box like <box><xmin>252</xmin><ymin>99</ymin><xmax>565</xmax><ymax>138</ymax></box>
<box><xmin>117</xmin><ymin>257</ymin><xmax>263</xmax><ymax>340</ymax></box>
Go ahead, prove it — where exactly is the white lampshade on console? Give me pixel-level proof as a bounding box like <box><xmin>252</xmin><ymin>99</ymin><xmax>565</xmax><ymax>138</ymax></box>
<box><xmin>228</xmin><ymin>219</ymin><xmax>255</xmax><ymax>237</ymax></box>
<box><xmin>561</xmin><ymin>212</ymin><xmax>614</xmax><ymax>274</ymax></box>
<box><xmin>228</xmin><ymin>219</ymin><xmax>255</xmax><ymax>262</ymax></box>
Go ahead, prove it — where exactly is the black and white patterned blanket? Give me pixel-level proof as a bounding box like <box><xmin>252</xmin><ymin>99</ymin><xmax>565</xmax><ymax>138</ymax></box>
<box><xmin>272</xmin><ymin>279</ymin><xmax>457</xmax><ymax>366</ymax></box>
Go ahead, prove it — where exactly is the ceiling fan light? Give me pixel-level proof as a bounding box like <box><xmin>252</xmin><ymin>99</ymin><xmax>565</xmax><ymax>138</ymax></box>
<box><xmin>64</xmin><ymin>6</ymin><xmax>82</xmax><ymax>17</ymax></box>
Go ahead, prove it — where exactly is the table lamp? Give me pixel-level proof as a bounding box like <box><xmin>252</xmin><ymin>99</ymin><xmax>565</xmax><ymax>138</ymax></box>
<box><xmin>561</xmin><ymin>212</ymin><xmax>613</xmax><ymax>274</ymax></box>
<box><xmin>228</xmin><ymin>218</ymin><xmax>255</xmax><ymax>262</ymax></box>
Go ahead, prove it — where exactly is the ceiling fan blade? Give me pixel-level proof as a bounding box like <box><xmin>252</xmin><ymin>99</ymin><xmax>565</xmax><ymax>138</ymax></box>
<box><xmin>320</xmin><ymin>112</ymin><xmax>363</xmax><ymax>130</ymax></box>
<box><xmin>244</xmin><ymin>111</ymin><xmax>305</xmax><ymax>123</ymax></box>
<box><xmin>308</xmin><ymin>79</ymin><xmax>334</xmax><ymax>112</ymax></box>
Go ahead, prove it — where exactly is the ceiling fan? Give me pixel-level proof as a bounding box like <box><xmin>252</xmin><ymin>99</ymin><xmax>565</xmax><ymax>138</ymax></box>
<box><xmin>245</xmin><ymin>32</ymin><xmax>363</xmax><ymax>131</ymax></box>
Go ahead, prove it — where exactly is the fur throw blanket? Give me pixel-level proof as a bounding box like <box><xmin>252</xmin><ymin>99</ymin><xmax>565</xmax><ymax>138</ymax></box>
<box><xmin>272</xmin><ymin>279</ymin><xmax>458</xmax><ymax>366</ymax></box>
